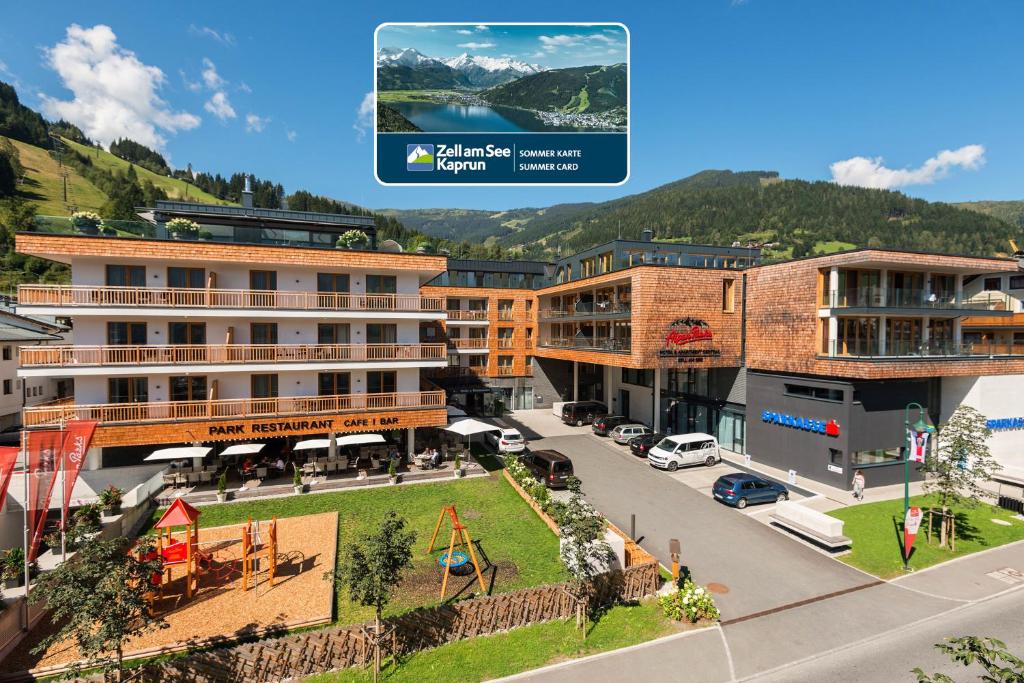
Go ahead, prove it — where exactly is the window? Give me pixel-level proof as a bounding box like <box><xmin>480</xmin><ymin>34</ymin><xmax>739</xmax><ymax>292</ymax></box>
<box><xmin>498</xmin><ymin>300</ymin><xmax>514</xmax><ymax>320</ymax></box>
<box><xmin>167</xmin><ymin>267</ymin><xmax>204</xmax><ymax>289</ymax></box>
<box><xmin>107</xmin><ymin>322</ymin><xmax>147</xmax><ymax>345</ymax></box>
<box><xmin>105</xmin><ymin>265</ymin><xmax>145</xmax><ymax>287</ymax></box>
<box><xmin>251</xmin><ymin>373</ymin><xmax>279</xmax><ymax>398</ymax></box>
<box><xmin>168</xmin><ymin>322</ymin><xmax>206</xmax><ymax>345</ymax></box>
<box><xmin>983</xmin><ymin>277</ymin><xmax>1002</xmax><ymax>292</ymax></box>
<box><xmin>829</xmin><ymin>448</ymin><xmax>843</xmax><ymax>466</ymax></box>
<box><xmin>498</xmin><ymin>355</ymin><xmax>513</xmax><ymax>367</ymax></box>
<box><xmin>784</xmin><ymin>383</ymin><xmax>844</xmax><ymax>402</ymax></box>
<box><xmin>468</xmin><ymin>299</ymin><xmax>487</xmax><ymax>311</ymax></box>
<box><xmin>318</xmin><ymin>372</ymin><xmax>351</xmax><ymax>396</ymax></box>
<box><xmin>317</xmin><ymin>273</ymin><xmax>350</xmax><ymax>293</ymax></box>
<box><xmin>526</xmin><ymin>328</ymin><xmax>534</xmax><ymax>341</ymax></box>
<box><xmin>598</xmin><ymin>251</ymin><xmax>614</xmax><ymax>274</ymax></box>
<box><xmin>366</xmin><ymin>275</ymin><xmax>397</xmax><ymax>294</ymax></box>
<box><xmin>170</xmin><ymin>376</ymin><xmax>206</xmax><ymax>401</ymax></box>
<box><xmin>2</xmin><ymin>346</ymin><xmax>10</xmax><ymax>361</ymax></box>
<box><xmin>468</xmin><ymin>354</ymin><xmax>487</xmax><ymax>368</ymax></box>
<box><xmin>366</xmin><ymin>323</ymin><xmax>397</xmax><ymax>344</ymax></box>
<box><xmin>446</xmin><ymin>298</ymin><xmax>461</xmax><ymax>312</ymax></box>
<box><xmin>366</xmin><ymin>370</ymin><xmax>396</xmax><ymax>394</ymax></box>
<box><xmin>250</xmin><ymin>323</ymin><xmax>278</xmax><ymax>345</ymax></box>
<box><xmin>621</xmin><ymin>368</ymin><xmax>654</xmax><ymax>387</ymax></box>
<box><xmin>318</xmin><ymin>323</ymin><xmax>351</xmax><ymax>344</ymax></box>
<box><xmin>497</xmin><ymin>328</ymin><xmax>514</xmax><ymax>348</ymax></box>
<box><xmin>108</xmin><ymin>377</ymin><xmax>148</xmax><ymax>403</ymax></box>
<box><xmin>851</xmin><ymin>447</ymin><xmax>903</xmax><ymax>465</ymax></box>
<box><xmin>249</xmin><ymin>270</ymin><xmax>277</xmax><ymax>291</ymax></box>
<box><xmin>2</xmin><ymin>380</ymin><xmax>10</xmax><ymax>395</ymax></box>
<box><xmin>526</xmin><ymin>355</ymin><xmax>534</xmax><ymax>368</ymax></box>
<box><xmin>581</xmin><ymin>257</ymin><xmax>596</xmax><ymax>278</ymax></box>
<box><xmin>722</xmin><ymin>279</ymin><xmax>736</xmax><ymax>313</ymax></box>
<box><xmin>1009</xmin><ymin>275</ymin><xmax>1024</xmax><ymax>290</ymax></box>
<box><xmin>525</xmin><ymin>299</ymin><xmax>534</xmax><ymax>313</ymax></box>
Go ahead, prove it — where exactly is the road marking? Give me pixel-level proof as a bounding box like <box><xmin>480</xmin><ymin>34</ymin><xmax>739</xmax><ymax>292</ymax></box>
<box><xmin>986</xmin><ymin>567</ymin><xmax>1024</xmax><ymax>585</ymax></box>
<box><xmin>720</xmin><ymin>580</ymin><xmax>884</xmax><ymax>626</ymax></box>
<box><xmin>717</xmin><ymin>624</ymin><xmax>738</xmax><ymax>682</ymax></box>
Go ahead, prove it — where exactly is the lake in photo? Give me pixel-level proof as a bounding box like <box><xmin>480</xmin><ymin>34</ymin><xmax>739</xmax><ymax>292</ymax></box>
<box><xmin>389</xmin><ymin>101</ymin><xmax>598</xmax><ymax>133</ymax></box>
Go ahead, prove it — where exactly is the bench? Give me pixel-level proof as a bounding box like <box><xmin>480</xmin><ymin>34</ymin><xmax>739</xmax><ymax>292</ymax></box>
<box><xmin>770</xmin><ymin>501</ymin><xmax>852</xmax><ymax>550</ymax></box>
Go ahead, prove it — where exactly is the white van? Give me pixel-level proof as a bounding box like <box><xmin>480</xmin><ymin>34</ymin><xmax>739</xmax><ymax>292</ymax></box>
<box><xmin>647</xmin><ymin>433</ymin><xmax>720</xmax><ymax>471</ymax></box>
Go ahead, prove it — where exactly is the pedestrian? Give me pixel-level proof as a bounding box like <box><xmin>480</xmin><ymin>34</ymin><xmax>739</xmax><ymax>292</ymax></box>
<box><xmin>852</xmin><ymin>469</ymin><xmax>865</xmax><ymax>501</ymax></box>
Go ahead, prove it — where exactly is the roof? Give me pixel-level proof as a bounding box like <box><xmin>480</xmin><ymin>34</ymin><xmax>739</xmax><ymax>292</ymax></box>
<box><xmin>152</xmin><ymin>200</ymin><xmax>376</xmax><ymax>229</ymax></box>
<box><xmin>154</xmin><ymin>497</ymin><xmax>201</xmax><ymax>528</ymax></box>
<box><xmin>0</xmin><ymin>324</ymin><xmax>62</xmax><ymax>342</ymax></box>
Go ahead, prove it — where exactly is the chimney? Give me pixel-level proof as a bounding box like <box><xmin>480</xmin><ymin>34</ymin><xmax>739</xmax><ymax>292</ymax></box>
<box><xmin>641</xmin><ymin>229</ymin><xmax>653</xmax><ymax>242</ymax></box>
<box><xmin>241</xmin><ymin>175</ymin><xmax>253</xmax><ymax>209</ymax></box>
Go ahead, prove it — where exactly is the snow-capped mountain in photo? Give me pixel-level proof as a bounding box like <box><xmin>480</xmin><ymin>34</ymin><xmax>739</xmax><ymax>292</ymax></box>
<box><xmin>376</xmin><ymin>47</ymin><xmax>441</xmax><ymax>68</ymax></box>
<box><xmin>442</xmin><ymin>53</ymin><xmax>545</xmax><ymax>87</ymax></box>
<box><xmin>376</xmin><ymin>47</ymin><xmax>546</xmax><ymax>89</ymax></box>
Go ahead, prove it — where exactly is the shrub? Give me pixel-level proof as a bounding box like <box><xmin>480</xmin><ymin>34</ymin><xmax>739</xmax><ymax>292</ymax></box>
<box><xmin>166</xmin><ymin>217</ymin><xmax>200</xmax><ymax>236</ymax></box>
<box><xmin>658</xmin><ymin>578</ymin><xmax>721</xmax><ymax>623</ymax></box>
<box><xmin>291</xmin><ymin>464</ymin><xmax>302</xmax><ymax>488</ymax></box>
<box><xmin>71</xmin><ymin>210</ymin><xmax>101</xmax><ymax>228</ymax></box>
<box><xmin>98</xmin><ymin>485</ymin><xmax>123</xmax><ymax>510</ymax></box>
<box><xmin>388</xmin><ymin>459</ymin><xmax>397</xmax><ymax>478</ymax></box>
<box><xmin>336</xmin><ymin>229</ymin><xmax>369</xmax><ymax>249</ymax></box>
<box><xmin>73</xmin><ymin>503</ymin><xmax>104</xmax><ymax>534</ymax></box>
<box><xmin>217</xmin><ymin>471</ymin><xmax>228</xmax><ymax>495</ymax></box>
<box><xmin>197</xmin><ymin>229</ymin><xmax>213</xmax><ymax>240</ymax></box>
<box><xmin>1</xmin><ymin>548</ymin><xmax>25</xmax><ymax>580</ymax></box>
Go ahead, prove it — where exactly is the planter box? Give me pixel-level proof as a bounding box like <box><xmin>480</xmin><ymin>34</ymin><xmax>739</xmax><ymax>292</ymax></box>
<box><xmin>502</xmin><ymin>470</ymin><xmax>561</xmax><ymax>537</ymax></box>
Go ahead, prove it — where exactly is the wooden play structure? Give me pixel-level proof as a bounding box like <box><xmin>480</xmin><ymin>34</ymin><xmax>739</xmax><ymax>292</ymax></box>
<box><xmin>150</xmin><ymin>498</ymin><xmax>205</xmax><ymax>600</ymax></box>
<box><xmin>426</xmin><ymin>505</ymin><xmax>486</xmax><ymax>599</ymax></box>
<box><xmin>240</xmin><ymin>516</ymin><xmax>278</xmax><ymax>591</ymax></box>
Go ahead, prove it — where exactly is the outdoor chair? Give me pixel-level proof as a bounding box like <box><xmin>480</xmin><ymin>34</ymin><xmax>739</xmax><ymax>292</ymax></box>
<box><xmin>162</xmin><ymin>473</ymin><xmax>177</xmax><ymax>488</ymax></box>
<box><xmin>301</xmin><ymin>462</ymin><xmax>316</xmax><ymax>477</ymax></box>
<box><xmin>325</xmin><ymin>461</ymin><xmax>338</xmax><ymax>474</ymax></box>
<box><xmin>186</xmin><ymin>472</ymin><xmax>200</xmax><ymax>486</ymax></box>
<box><xmin>256</xmin><ymin>467</ymin><xmax>268</xmax><ymax>480</ymax></box>
<box><xmin>199</xmin><ymin>471</ymin><xmax>212</xmax><ymax>484</ymax></box>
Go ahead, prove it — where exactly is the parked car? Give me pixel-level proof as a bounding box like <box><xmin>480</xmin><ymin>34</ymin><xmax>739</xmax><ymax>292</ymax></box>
<box><xmin>647</xmin><ymin>433</ymin><xmax>721</xmax><ymax>471</ymax></box>
<box><xmin>520</xmin><ymin>449</ymin><xmax>574</xmax><ymax>488</ymax></box>
<box><xmin>485</xmin><ymin>428</ymin><xmax>526</xmax><ymax>454</ymax></box>
<box><xmin>629</xmin><ymin>432</ymin><xmax>667</xmax><ymax>457</ymax></box>
<box><xmin>561</xmin><ymin>401</ymin><xmax>608</xmax><ymax>427</ymax></box>
<box><xmin>712</xmin><ymin>473</ymin><xmax>789</xmax><ymax>509</ymax></box>
<box><xmin>592</xmin><ymin>415</ymin><xmax>629</xmax><ymax>436</ymax></box>
<box><xmin>611</xmin><ymin>424</ymin><xmax>653</xmax><ymax>445</ymax></box>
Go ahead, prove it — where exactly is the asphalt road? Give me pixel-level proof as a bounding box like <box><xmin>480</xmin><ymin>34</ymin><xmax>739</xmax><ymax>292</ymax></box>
<box><xmin>531</xmin><ymin>433</ymin><xmax>871</xmax><ymax>620</ymax></box>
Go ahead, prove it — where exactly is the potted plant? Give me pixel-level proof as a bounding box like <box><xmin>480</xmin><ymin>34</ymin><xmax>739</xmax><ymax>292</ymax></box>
<box><xmin>388</xmin><ymin>459</ymin><xmax>398</xmax><ymax>485</ymax></box>
<box><xmin>336</xmin><ymin>229</ymin><xmax>369</xmax><ymax>250</ymax></box>
<box><xmin>2</xmin><ymin>548</ymin><xmax>28</xmax><ymax>588</ymax></box>
<box><xmin>99</xmin><ymin>225</ymin><xmax>117</xmax><ymax>237</ymax></box>
<box><xmin>167</xmin><ymin>217</ymin><xmax>201</xmax><ymax>240</ymax></box>
<box><xmin>197</xmin><ymin>229</ymin><xmax>213</xmax><ymax>241</ymax></box>
<box><xmin>216</xmin><ymin>471</ymin><xmax>228</xmax><ymax>503</ymax></box>
<box><xmin>453</xmin><ymin>451</ymin><xmax>464</xmax><ymax>478</ymax></box>
<box><xmin>71</xmin><ymin>211</ymin><xmax>101</xmax><ymax>235</ymax></box>
<box><xmin>73</xmin><ymin>504</ymin><xmax>103</xmax><ymax>535</ymax></box>
<box><xmin>292</xmin><ymin>464</ymin><xmax>304</xmax><ymax>495</ymax></box>
<box><xmin>99</xmin><ymin>485</ymin><xmax>124</xmax><ymax>516</ymax></box>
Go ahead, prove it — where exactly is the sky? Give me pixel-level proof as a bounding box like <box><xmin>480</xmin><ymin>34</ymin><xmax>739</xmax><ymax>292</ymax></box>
<box><xmin>376</xmin><ymin>23</ymin><xmax>627</xmax><ymax>69</ymax></box>
<box><xmin>0</xmin><ymin>1</ymin><xmax>1021</xmax><ymax>211</ymax></box>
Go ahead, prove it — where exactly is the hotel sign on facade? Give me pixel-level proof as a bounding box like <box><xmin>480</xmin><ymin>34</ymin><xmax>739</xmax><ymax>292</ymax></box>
<box><xmin>658</xmin><ymin>317</ymin><xmax>722</xmax><ymax>363</ymax></box>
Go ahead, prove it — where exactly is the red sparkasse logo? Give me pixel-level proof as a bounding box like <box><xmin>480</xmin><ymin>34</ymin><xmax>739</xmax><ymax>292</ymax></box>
<box><xmin>665</xmin><ymin>317</ymin><xmax>713</xmax><ymax>346</ymax></box>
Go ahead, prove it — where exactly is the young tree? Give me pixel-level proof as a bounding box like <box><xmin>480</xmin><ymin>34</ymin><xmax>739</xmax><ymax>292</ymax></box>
<box><xmin>558</xmin><ymin>476</ymin><xmax>614</xmax><ymax>632</ymax></box>
<box><xmin>913</xmin><ymin>636</ymin><xmax>1024</xmax><ymax>683</ymax></box>
<box><xmin>331</xmin><ymin>511</ymin><xmax>416</xmax><ymax>682</ymax></box>
<box><xmin>924</xmin><ymin>406</ymin><xmax>1001</xmax><ymax>547</ymax></box>
<box><xmin>29</xmin><ymin>536</ymin><xmax>165</xmax><ymax>681</ymax></box>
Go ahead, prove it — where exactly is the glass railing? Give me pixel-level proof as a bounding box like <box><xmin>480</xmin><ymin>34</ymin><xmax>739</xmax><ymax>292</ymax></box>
<box><xmin>826</xmin><ymin>288</ymin><xmax>1011</xmax><ymax>311</ymax></box>
<box><xmin>827</xmin><ymin>339</ymin><xmax>1024</xmax><ymax>358</ymax></box>
<box><xmin>539</xmin><ymin>337</ymin><xmax>631</xmax><ymax>352</ymax></box>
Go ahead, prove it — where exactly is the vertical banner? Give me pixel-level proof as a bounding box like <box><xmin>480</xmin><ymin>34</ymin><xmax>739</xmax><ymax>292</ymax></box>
<box><xmin>908</xmin><ymin>427</ymin><xmax>931</xmax><ymax>463</ymax></box>
<box><xmin>904</xmin><ymin>506</ymin><xmax>923</xmax><ymax>561</ymax></box>
<box><xmin>60</xmin><ymin>421</ymin><xmax>98</xmax><ymax>519</ymax></box>
<box><xmin>26</xmin><ymin>430</ymin><xmax>62</xmax><ymax>562</ymax></box>
<box><xmin>0</xmin><ymin>446</ymin><xmax>20</xmax><ymax>510</ymax></box>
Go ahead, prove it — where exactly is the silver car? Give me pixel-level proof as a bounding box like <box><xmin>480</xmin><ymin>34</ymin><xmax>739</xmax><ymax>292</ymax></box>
<box><xmin>611</xmin><ymin>424</ymin><xmax>652</xmax><ymax>445</ymax></box>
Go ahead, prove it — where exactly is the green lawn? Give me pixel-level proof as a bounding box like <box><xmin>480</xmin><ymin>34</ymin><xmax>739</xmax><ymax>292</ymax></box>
<box><xmin>145</xmin><ymin>474</ymin><xmax>565</xmax><ymax>625</ymax></box>
<box><xmin>5</xmin><ymin>136</ymin><xmax>108</xmax><ymax>214</ymax></box>
<box><xmin>828</xmin><ymin>494</ymin><xmax>1024</xmax><ymax>578</ymax></box>
<box><xmin>303</xmin><ymin>600</ymin><xmax>680</xmax><ymax>683</ymax></box>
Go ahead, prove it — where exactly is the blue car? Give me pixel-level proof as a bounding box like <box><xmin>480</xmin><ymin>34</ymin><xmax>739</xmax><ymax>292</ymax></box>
<box><xmin>712</xmin><ymin>473</ymin><xmax>788</xmax><ymax>509</ymax></box>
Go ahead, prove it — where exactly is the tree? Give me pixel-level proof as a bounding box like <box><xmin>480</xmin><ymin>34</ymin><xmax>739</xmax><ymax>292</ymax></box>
<box><xmin>913</xmin><ymin>636</ymin><xmax>1024</xmax><ymax>683</ymax></box>
<box><xmin>558</xmin><ymin>476</ymin><xmax>613</xmax><ymax>632</ymax></box>
<box><xmin>28</xmin><ymin>536</ymin><xmax>166</xmax><ymax>681</ymax></box>
<box><xmin>923</xmin><ymin>406</ymin><xmax>1001</xmax><ymax>547</ymax></box>
<box><xmin>331</xmin><ymin>511</ymin><xmax>415</xmax><ymax>682</ymax></box>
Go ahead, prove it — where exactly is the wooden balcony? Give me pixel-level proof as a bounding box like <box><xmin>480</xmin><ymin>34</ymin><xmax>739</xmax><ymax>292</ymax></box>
<box><xmin>22</xmin><ymin>390</ymin><xmax>446</xmax><ymax>428</ymax></box>
<box><xmin>449</xmin><ymin>338</ymin><xmax>489</xmax><ymax>349</ymax></box>
<box><xmin>17</xmin><ymin>285</ymin><xmax>444</xmax><ymax>313</ymax></box>
<box><xmin>495</xmin><ymin>366</ymin><xmax>516</xmax><ymax>376</ymax></box>
<box><xmin>19</xmin><ymin>343</ymin><xmax>446</xmax><ymax>368</ymax></box>
<box><xmin>424</xmin><ymin>366</ymin><xmax>487</xmax><ymax>379</ymax></box>
<box><xmin>445</xmin><ymin>310</ymin><xmax>489</xmax><ymax>321</ymax></box>
<box><xmin>496</xmin><ymin>338</ymin><xmax>516</xmax><ymax>349</ymax></box>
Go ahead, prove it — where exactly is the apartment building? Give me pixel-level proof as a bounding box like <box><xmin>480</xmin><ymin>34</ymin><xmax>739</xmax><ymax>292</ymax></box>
<box><xmin>14</xmin><ymin>199</ymin><xmax>448</xmax><ymax>471</ymax></box>
<box><xmin>0</xmin><ymin>307</ymin><xmax>68</xmax><ymax>434</ymax></box>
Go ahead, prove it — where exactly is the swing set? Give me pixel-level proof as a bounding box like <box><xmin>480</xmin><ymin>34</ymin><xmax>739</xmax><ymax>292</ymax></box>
<box><xmin>426</xmin><ymin>505</ymin><xmax>486</xmax><ymax>599</ymax></box>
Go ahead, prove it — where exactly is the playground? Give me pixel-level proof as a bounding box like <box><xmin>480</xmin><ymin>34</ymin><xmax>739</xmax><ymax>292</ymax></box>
<box><xmin>2</xmin><ymin>510</ymin><xmax>338</xmax><ymax>675</ymax></box>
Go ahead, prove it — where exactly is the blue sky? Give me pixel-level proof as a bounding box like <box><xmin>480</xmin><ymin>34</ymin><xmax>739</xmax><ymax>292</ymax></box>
<box><xmin>377</xmin><ymin>24</ymin><xmax>627</xmax><ymax>69</ymax></box>
<box><xmin>1</xmin><ymin>1</ymin><xmax>1021</xmax><ymax>211</ymax></box>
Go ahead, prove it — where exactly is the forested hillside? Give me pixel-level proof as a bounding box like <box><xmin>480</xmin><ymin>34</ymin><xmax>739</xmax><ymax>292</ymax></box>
<box><xmin>481</xmin><ymin>63</ymin><xmax>627</xmax><ymax>114</ymax></box>
<box><xmin>955</xmin><ymin>200</ymin><xmax>1024</xmax><ymax>231</ymax></box>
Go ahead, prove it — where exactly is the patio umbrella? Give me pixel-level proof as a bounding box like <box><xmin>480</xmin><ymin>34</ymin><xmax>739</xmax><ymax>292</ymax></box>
<box><xmin>444</xmin><ymin>419</ymin><xmax>498</xmax><ymax>458</ymax></box>
<box><xmin>293</xmin><ymin>439</ymin><xmax>331</xmax><ymax>451</ymax></box>
<box><xmin>219</xmin><ymin>443</ymin><xmax>264</xmax><ymax>456</ymax></box>
<box><xmin>145</xmin><ymin>446</ymin><xmax>211</xmax><ymax>462</ymax></box>
<box><xmin>335</xmin><ymin>433</ymin><xmax>386</xmax><ymax>447</ymax></box>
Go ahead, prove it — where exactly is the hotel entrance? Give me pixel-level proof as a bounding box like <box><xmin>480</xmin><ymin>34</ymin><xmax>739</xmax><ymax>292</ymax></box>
<box><xmin>664</xmin><ymin>398</ymin><xmax>746</xmax><ymax>454</ymax></box>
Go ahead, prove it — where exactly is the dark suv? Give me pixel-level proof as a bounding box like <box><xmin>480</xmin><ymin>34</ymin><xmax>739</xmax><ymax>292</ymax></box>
<box><xmin>629</xmin><ymin>432</ymin><xmax>667</xmax><ymax>457</ymax></box>
<box><xmin>521</xmin><ymin>450</ymin><xmax>574</xmax><ymax>488</ymax></box>
<box><xmin>561</xmin><ymin>401</ymin><xmax>608</xmax><ymax>426</ymax></box>
<box><xmin>592</xmin><ymin>415</ymin><xmax>629</xmax><ymax>436</ymax></box>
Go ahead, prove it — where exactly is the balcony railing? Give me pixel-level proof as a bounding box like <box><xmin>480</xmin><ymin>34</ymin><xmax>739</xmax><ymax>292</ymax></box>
<box><xmin>824</xmin><ymin>288</ymin><xmax>1011</xmax><ymax>311</ymax></box>
<box><xmin>449</xmin><ymin>338</ymin><xmax>489</xmax><ymax>349</ymax></box>
<box><xmin>20</xmin><ymin>343</ymin><xmax>446</xmax><ymax>368</ymax></box>
<box><xmin>827</xmin><ymin>339</ymin><xmax>1024</xmax><ymax>359</ymax></box>
<box><xmin>495</xmin><ymin>366</ymin><xmax>516</xmax><ymax>376</ymax></box>
<box><xmin>539</xmin><ymin>303</ymin><xmax>631</xmax><ymax>319</ymax></box>
<box><xmin>424</xmin><ymin>366</ymin><xmax>486</xmax><ymax>379</ymax></box>
<box><xmin>22</xmin><ymin>390</ymin><xmax>446</xmax><ymax>428</ymax></box>
<box><xmin>539</xmin><ymin>337</ymin><xmax>631</xmax><ymax>352</ymax></box>
<box><xmin>17</xmin><ymin>285</ymin><xmax>445</xmax><ymax>313</ymax></box>
<box><xmin>496</xmin><ymin>338</ymin><xmax>516</xmax><ymax>349</ymax></box>
<box><xmin>445</xmin><ymin>310</ymin><xmax>489</xmax><ymax>321</ymax></box>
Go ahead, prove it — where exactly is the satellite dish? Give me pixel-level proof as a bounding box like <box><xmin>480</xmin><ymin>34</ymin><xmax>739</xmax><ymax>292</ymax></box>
<box><xmin>380</xmin><ymin>239</ymin><xmax>404</xmax><ymax>253</ymax></box>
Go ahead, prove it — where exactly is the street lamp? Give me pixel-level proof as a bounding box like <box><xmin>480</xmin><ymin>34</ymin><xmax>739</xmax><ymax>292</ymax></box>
<box><xmin>903</xmin><ymin>402</ymin><xmax>935</xmax><ymax>516</ymax></box>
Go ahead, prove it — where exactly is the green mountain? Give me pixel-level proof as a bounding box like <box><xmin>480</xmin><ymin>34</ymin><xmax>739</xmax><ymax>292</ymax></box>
<box><xmin>480</xmin><ymin>63</ymin><xmax>626</xmax><ymax>114</ymax></box>
<box><xmin>954</xmin><ymin>200</ymin><xmax>1024</xmax><ymax>231</ymax></box>
<box><xmin>377</xmin><ymin>203</ymin><xmax>595</xmax><ymax>244</ymax></box>
<box><xmin>377</xmin><ymin>103</ymin><xmax>421</xmax><ymax>133</ymax></box>
<box><xmin>376</xmin><ymin>63</ymin><xmax>471</xmax><ymax>91</ymax></box>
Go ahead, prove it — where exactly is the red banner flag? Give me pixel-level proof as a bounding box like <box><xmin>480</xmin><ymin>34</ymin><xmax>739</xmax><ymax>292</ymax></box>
<box><xmin>60</xmin><ymin>421</ymin><xmax>98</xmax><ymax>521</ymax></box>
<box><xmin>904</xmin><ymin>506</ymin><xmax>923</xmax><ymax>561</ymax></box>
<box><xmin>26</xmin><ymin>430</ymin><xmax>62</xmax><ymax>562</ymax></box>
<box><xmin>0</xmin><ymin>446</ymin><xmax>19</xmax><ymax>511</ymax></box>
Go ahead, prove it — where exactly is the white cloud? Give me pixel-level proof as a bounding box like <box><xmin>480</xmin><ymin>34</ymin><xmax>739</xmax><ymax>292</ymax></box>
<box><xmin>237</xmin><ymin>81</ymin><xmax>252</xmax><ymax>93</ymax></box>
<box><xmin>188</xmin><ymin>24</ymin><xmax>236</xmax><ymax>46</ymax></box>
<box><xmin>539</xmin><ymin>34</ymin><xmax>583</xmax><ymax>52</ymax></box>
<box><xmin>457</xmin><ymin>42</ymin><xmax>496</xmax><ymax>49</ymax></box>
<box><xmin>245</xmin><ymin>113</ymin><xmax>269</xmax><ymax>132</ymax></box>
<box><xmin>286</xmin><ymin>129</ymin><xmax>297</xmax><ymax>142</ymax></box>
<box><xmin>178</xmin><ymin>69</ymin><xmax>201</xmax><ymax>92</ymax></box>
<box><xmin>39</xmin><ymin>23</ymin><xmax>200</xmax><ymax>150</ymax></box>
<box><xmin>201</xmin><ymin>57</ymin><xmax>225</xmax><ymax>89</ymax></box>
<box><xmin>830</xmin><ymin>145</ymin><xmax>986</xmax><ymax>189</ymax></box>
<box><xmin>527</xmin><ymin>51</ymin><xmax>546</xmax><ymax>59</ymax></box>
<box><xmin>353</xmin><ymin>91</ymin><xmax>374</xmax><ymax>142</ymax></box>
<box><xmin>475</xmin><ymin>25</ymin><xmax>489</xmax><ymax>31</ymax></box>
<box><xmin>455</xmin><ymin>29</ymin><xmax>473</xmax><ymax>35</ymax></box>
<box><xmin>204</xmin><ymin>91</ymin><xmax>236</xmax><ymax>120</ymax></box>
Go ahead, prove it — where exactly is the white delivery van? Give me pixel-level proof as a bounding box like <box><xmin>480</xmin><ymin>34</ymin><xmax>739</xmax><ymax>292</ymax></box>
<box><xmin>647</xmin><ymin>433</ymin><xmax>720</xmax><ymax>471</ymax></box>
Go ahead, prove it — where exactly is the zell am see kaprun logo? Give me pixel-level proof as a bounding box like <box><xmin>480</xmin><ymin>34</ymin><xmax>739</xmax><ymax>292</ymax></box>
<box><xmin>406</xmin><ymin>144</ymin><xmax>434</xmax><ymax>171</ymax></box>
<box><xmin>407</xmin><ymin>143</ymin><xmax>511</xmax><ymax>175</ymax></box>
